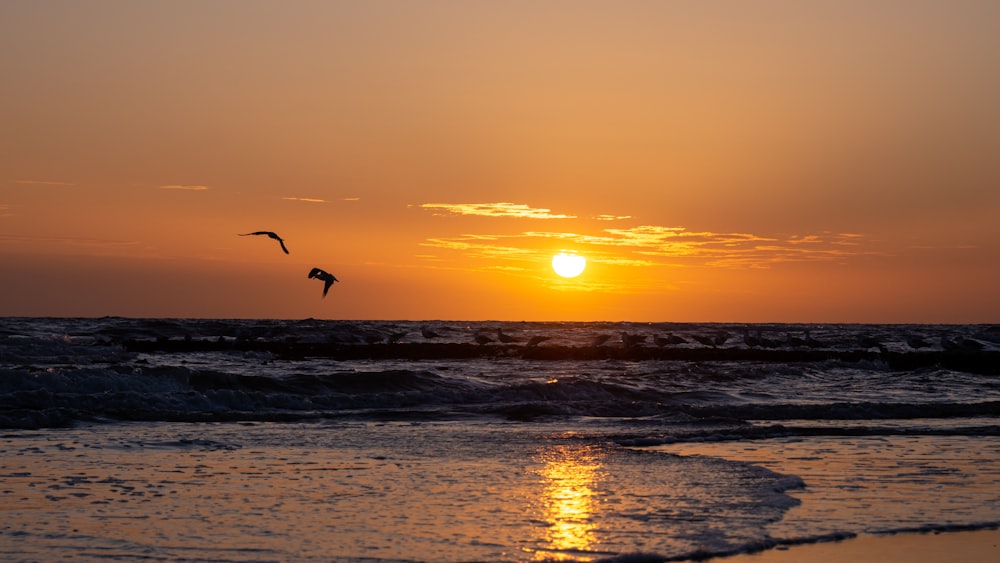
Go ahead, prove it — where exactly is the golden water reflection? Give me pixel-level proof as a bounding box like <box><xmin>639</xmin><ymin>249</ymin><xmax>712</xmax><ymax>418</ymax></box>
<box><xmin>533</xmin><ymin>444</ymin><xmax>605</xmax><ymax>561</ymax></box>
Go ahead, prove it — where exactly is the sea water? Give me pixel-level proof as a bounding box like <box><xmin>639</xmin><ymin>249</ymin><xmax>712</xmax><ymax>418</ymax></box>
<box><xmin>2</xmin><ymin>318</ymin><xmax>999</xmax><ymax>561</ymax></box>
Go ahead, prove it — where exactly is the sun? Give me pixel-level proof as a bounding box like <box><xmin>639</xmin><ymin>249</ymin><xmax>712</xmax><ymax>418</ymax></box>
<box><xmin>552</xmin><ymin>252</ymin><xmax>586</xmax><ymax>278</ymax></box>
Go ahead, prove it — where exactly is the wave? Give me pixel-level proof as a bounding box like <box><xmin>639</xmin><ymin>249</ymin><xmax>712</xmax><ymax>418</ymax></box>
<box><xmin>3</xmin><ymin>358</ymin><xmax>999</xmax><ymax>430</ymax></box>
<box><xmin>3</xmin><ymin>318</ymin><xmax>999</xmax><ymax>431</ymax></box>
<box><xmin>113</xmin><ymin>338</ymin><xmax>1000</xmax><ymax>374</ymax></box>
<box><xmin>5</xmin><ymin>318</ymin><xmax>999</xmax><ymax>372</ymax></box>
<box><xmin>0</xmin><ymin>364</ymin><xmax>485</xmax><ymax>428</ymax></box>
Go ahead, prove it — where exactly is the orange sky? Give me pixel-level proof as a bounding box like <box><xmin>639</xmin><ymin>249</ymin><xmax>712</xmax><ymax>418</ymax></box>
<box><xmin>2</xmin><ymin>1</ymin><xmax>998</xmax><ymax>322</ymax></box>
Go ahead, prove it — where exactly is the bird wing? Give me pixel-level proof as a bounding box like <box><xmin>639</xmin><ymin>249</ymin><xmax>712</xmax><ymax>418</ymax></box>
<box><xmin>308</xmin><ymin>267</ymin><xmax>325</xmax><ymax>279</ymax></box>
<box><xmin>241</xmin><ymin>231</ymin><xmax>288</xmax><ymax>253</ymax></box>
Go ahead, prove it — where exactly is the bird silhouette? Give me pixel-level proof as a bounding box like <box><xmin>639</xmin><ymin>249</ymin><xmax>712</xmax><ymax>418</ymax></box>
<box><xmin>654</xmin><ymin>333</ymin><xmax>686</xmax><ymax>347</ymax></box>
<box><xmin>239</xmin><ymin>231</ymin><xmax>289</xmax><ymax>254</ymax></box>
<box><xmin>692</xmin><ymin>334</ymin><xmax>716</xmax><ymax>347</ymax></box>
<box><xmin>714</xmin><ymin>331</ymin><xmax>731</xmax><ymax>347</ymax></box>
<box><xmin>526</xmin><ymin>335</ymin><xmax>550</xmax><ymax>347</ymax></box>
<box><xmin>591</xmin><ymin>334</ymin><xmax>612</xmax><ymax>347</ymax></box>
<box><xmin>307</xmin><ymin>267</ymin><xmax>339</xmax><ymax>297</ymax></box>
<box><xmin>804</xmin><ymin>330</ymin><xmax>824</xmax><ymax>348</ymax></box>
<box><xmin>756</xmin><ymin>330</ymin><xmax>781</xmax><ymax>348</ymax></box>
<box><xmin>497</xmin><ymin>328</ymin><xmax>521</xmax><ymax>343</ymax></box>
<box><xmin>421</xmin><ymin>327</ymin><xmax>442</xmax><ymax>339</ymax></box>
<box><xmin>620</xmin><ymin>332</ymin><xmax>647</xmax><ymax>348</ymax></box>
<box><xmin>786</xmin><ymin>332</ymin><xmax>808</xmax><ymax>347</ymax></box>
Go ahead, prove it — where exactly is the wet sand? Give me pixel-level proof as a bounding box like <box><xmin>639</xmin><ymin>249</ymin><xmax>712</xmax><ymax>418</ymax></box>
<box><xmin>722</xmin><ymin>528</ymin><xmax>1000</xmax><ymax>562</ymax></box>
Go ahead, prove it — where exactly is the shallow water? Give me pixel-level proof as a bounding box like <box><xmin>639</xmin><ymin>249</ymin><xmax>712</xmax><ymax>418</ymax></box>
<box><xmin>2</xmin><ymin>421</ymin><xmax>801</xmax><ymax>562</ymax></box>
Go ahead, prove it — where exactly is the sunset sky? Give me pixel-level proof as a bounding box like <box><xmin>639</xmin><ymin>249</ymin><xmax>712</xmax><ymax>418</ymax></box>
<box><xmin>2</xmin><ymin>1</ymin><xmax>998</xmax><ymax>322</ymax></box>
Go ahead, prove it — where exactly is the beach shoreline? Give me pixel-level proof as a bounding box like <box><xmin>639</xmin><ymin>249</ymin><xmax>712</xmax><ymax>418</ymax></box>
<box><xmin>720</xmin><ymin>528</ymin><xmax>1000</xmax><ymax>563</ymax></box>
<box><xmin>3</xmin><ymin>318</ymin><xmax>1000</xmax><ymax>561</ymax></box>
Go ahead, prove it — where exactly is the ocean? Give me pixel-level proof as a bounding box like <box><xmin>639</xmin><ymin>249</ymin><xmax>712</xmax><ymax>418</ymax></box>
<box><xmin>2</xmin><ymin>317</ymin><xmax>999</xmax><ymax>562</ymax></box>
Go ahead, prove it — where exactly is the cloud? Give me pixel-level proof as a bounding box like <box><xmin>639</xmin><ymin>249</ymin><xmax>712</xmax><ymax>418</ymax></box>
<box><xmin>421</xmin><ymin>202</ymin><xmax>576</xmax><ymax>219</ymax></box>
<box><xmin>603</xmin><ymin>226</ymin><xmax>775</xmax><ymax>248</ymax></box>
<box><xmin>600</xmin><ymin>226</ymin><xmax>885</xmax><ymax>267</ymax></box>
<box><xmin>831</xmin><ymin>233</ymin><xmax>866</xmax><ymax>246</ymax></box>
<box><xmin>159</xmin><ymin>185</ymin><xmax>209</xmax><ymax>191</ymax></box>
<box><xmin>421</xmin><ymin>236</ymin><xmax>536</xmax><ymax>260</ymax></box>
<box><xmin>282</xmin><ymin>197</ymin><xmax>326</xmax><ymax>203</ymax></box>
<box><xmin>594</xmin><ymin>214</ymin><xmax>632</xmax><ymax>221</ymax></box>
<box><xmin>788</xmin><ymin>235</ymin><xmax>823</xmax><ymax>245</ymax></box>
<box><xmin>420</xmin><ymin>225</ymin><xmax>883</xmax><ymax>272</ymax></box>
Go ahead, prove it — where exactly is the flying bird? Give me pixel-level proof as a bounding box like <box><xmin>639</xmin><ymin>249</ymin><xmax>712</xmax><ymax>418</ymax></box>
<box><xmin>239</xmin><ymin>231</ymin><xmax>289</xmax><ymax>254</ymax></box>
<box><xmin>307</xmin><ymin>267</ymin><xmax>339</xmax><ymax>297</ymax></box>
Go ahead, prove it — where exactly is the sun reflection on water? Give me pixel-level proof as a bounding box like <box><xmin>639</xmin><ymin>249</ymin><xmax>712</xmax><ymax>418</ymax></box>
<box><xmin>532</xmin><ymin>444</ymin><xmax>605</xmax><ymax>561</ymax></box>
